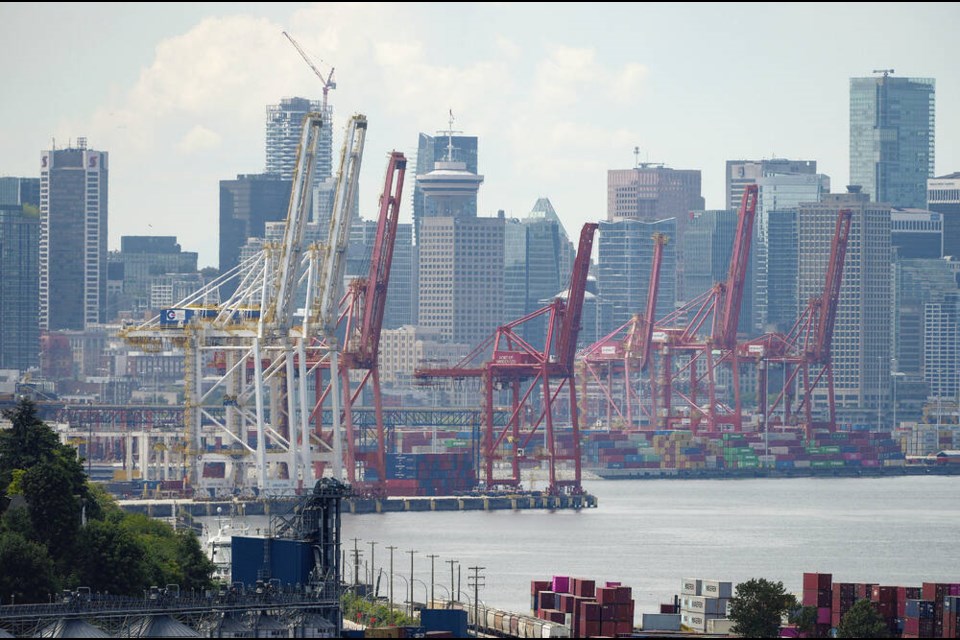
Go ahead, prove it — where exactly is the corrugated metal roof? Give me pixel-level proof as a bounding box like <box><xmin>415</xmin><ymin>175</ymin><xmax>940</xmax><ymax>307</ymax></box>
<box><xmin>39</xmin><ymin>618</ymin><xmax>112</xmax><ymax>638</ymax></box>
<box><xmin>125</xmin><ymin>614</ymin><xmax>200</xmax><ymax>638</ymax></box>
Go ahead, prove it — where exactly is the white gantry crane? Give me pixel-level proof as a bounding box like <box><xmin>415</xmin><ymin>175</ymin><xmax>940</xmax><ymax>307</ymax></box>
<box><xmin>120</xmin><ymin>113</ymin><xmax>367</xmax><ymax>497</ymax></box>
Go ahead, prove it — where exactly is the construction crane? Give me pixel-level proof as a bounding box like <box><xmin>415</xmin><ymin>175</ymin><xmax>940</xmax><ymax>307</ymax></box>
<box><xmin>284</xmin><ymin>31</ymin><xmax>336</xmax><ymax>112</ymax></box>
<box><xmin>415</xmin><ymin>223</ymin><xmax>598</xmax><ymax>495</ymax></box>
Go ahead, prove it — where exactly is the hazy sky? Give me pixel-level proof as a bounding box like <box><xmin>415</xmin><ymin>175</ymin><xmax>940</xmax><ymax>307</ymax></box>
<box><xmin>2</xmin><ymin>2</ymin><xmax>958</xmax><ymax>268</ymax></box>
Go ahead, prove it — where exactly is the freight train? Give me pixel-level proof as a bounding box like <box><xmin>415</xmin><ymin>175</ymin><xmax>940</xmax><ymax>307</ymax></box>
<box><xmin>464</xmin><ymin>602</ymin><xmax>570</xmax><ymax>638</ymax></box>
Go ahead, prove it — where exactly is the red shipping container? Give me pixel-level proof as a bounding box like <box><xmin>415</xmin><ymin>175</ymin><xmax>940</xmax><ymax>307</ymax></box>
<box><xmin>617</xmin><ymin>620</ymin><xmax>634</xmax><ymax>634</ymax></box>
<box><xmin>580</xmin><ymin>601</ymin><xmax>601</xmax><ymax>621</ymax></box>
<box><xmin>616</xmin><ymin>586</ymin><xmax>633</xmax><ymax>604</ymax></box>
<box><xmin>903</xmin><ymin>618</ymin><xmax>919</xmax><ymax>635</ymax></box>
<box><xmin>595</xmin><ymin>587</ymin><xmax>616</xmax><ymax>605</ymax></box>
<box><xmin>804</xmin><ymin>589</ymin><xmax>832</xmax><ymax>608</ymax></box>
<box><xmin>600</xmin><ymin>604</ymin><xmax>617</xmax><ymax>620</ymax></box>
<box><xmin>605</xmin><ymin>581</ymin><xmax>621</xmax><ymax>588</ymax></box>
<box><xmin>578</xmin><ymin>620</ymin><xmax>600</xmax><ymax>638</ymax></box>
<box><xmin>552</xmin><ymin>575</ymin><xmax>570</xmax><ymax>594</ymax></box>
<box><xmin>575</xmin><ymin>579</ymin><xmax>596</xmax><ymax>599</ymax></box>
<box><xmin>538</xmin><ymin>591</ymin><xmax>556</xmax><ymax>610</ymax></box>
<box><xmin>600</xmin><ymin>620</ymin><xmax>617</xmax><ymax>637</ymax></box>
<box><xmin>803</xmin><ymin>572</ymin><xmax>833</xmax><ymax>591</ymax></box>
<box><xmin>872</xmin><ymin>586</ymin><xmax>897</xmax><ymax>603</ymax></box>
<box><xmin>660</xmin><ymin>603</ymin><xmax>677</xmax><ymax>614</ymax></box>
<box><xmin>817</xmin><ymin>607</ymin><xmax>831</xmax><ymax>624</ymax></box>
<box><xmin>531</xmin><ymin>580</ymin><xmax>551</xmax><ymax>595</ymax></box>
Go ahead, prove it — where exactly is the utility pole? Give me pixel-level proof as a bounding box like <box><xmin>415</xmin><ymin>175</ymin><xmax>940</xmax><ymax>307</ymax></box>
<box><xmin>351</xmin><ymin>537</ymin><xmax>362</xmax><ymax>586</ymax></box>
<box><xmin>426</xmin><ymin>554</ymin><xmax>439</xmax><ymax>605</ymax></box>
<box><xmin>387</xmin><ymin>545</ymin><xmax>397</xmax><ymax>614</ymax></box>
<box><xmin>368</xmin><ymin>541</ymin><xmax>377</xmax><ymax>589</ymax></box>
<box><xmin>445</xmin><ymin>559</ymin><xmax>458</xmax><ymax>603</ymax></box>
<box><xmin>407</xmin><ymin>550</ymin><xmax>418</xmax><ymax>618</ymax></box>
<box><xmin>468</xmin><ymin>566</ymin><xmax>485</xmax><ymax>635</ymax></box>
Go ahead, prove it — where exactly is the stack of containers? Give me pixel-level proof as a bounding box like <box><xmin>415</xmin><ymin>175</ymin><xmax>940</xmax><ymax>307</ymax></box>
<box><xmin>679</xmin><ymin>577</ymin><xmax>731</xmax><ymax>633</ymax></box>
<box><xmin>830</xmin><ymin>582</ymin><xmax>856</xmax><ymax>628</ymax></box>
<box><xmin>944</xmin><ymin>595</ymin><xmax>960</xmax><ymax>639</ymax></box>
<box><xmin>922</xmin><ymin>582</ymin><xmax>960</xmax><ymax>638</ymax></box>
<box><xmin>384</xmin><ymin>452</ymin><xmax>475</xmax><ymax>496</ymax></box>
<box><xmin>801</xmin><ymin>572</ymin><xmax>833</xmax><ymax>637</ymax></box>
<box><xmin>531</xmin><ymin>576</ymin><xmax>634</xmax><ymax>637</ymax></box>
<box><xmin>870</xmin><ymin>585</ymin><xmax>900</xmax><ymax>635</ymax></box>
<box><xmin>902</xmin><ymin>598</ymin><xmax>936</xmax><ymax>638</ymax></box>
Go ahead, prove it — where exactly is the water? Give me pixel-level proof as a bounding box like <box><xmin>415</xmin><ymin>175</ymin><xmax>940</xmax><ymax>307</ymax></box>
<box><xmin>200</xmin><ymin>475</ymin><xmax>960</xmax><ymax>623</ymax></box>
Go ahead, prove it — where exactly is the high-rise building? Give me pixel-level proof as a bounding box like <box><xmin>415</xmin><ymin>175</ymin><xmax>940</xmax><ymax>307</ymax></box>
<box><xmin>265</xmin><ymin>96</ymin><xmax>333</xmax><ymax>183</ymax></box>
<box><xmin>726</xmin><ymin>159</ymin><xmax>817</xmax><ymax>212</ymax></box>
<box><xmin>891</xmin><ymin>209</ymin><xmax>943</xmax><ymax>259</ymax></box>
<box><xmin>923</xmin><ymin>295</ymin><xmax>960</xmax><ymax>401</ymax></box>
<box><xmin>383</xmin><ymin>223</ymin><xmax>416</xmax><ymax>330</ymax></box>
<box><xmin>597</xmin><ymin>218</ymin><xmax>677</xmax><ymax>335</ymax></box>
<box><xmin>607</xmin><ymin>165</ymin><xmax>704</xmax><ymax>223</ymax></box>
<box><xmin>681</xmin><ymin>210</ymin><xmax>737</xmax><ymax>303</ymax></box>
<box><xmin>0</xmin><ymin>203</ymin><xmax>39</xmax><ymax>371</ymax></box>
<box><xmin>39</xmin><ymin>141</ymin><xmax>109</xmax><ymax>331</ymax></box>
<box><xmin>417</xmin><ymin>215</ymin><xmax>503</xmax><ymax>346</ymax></box>
<box><xmin>850</xmin><ymin>74</ymin><xmax>935</xmax><ymax>208</ymax></box>
<box><xmin>893</xmin><ymin>257</ymin><xmax>959</xmax><ymax>381</ymax></box>
<box><xmin>752</xmin><ymin>172</ymin><xmax>830</xmax><ymax>332</ymax></box>
<box><xmin>928</xmin><ymin>173</ymin><xmax>960</xmax><ymax>258</ymax></box>
<box><xmin>797</xmin><ymin>188</ymin><xmax>891</xmax><ymax>416</ymax></box>
<box><xmin>218</xmin><ymin>173</ymin><xmax>291</xmax><ymax>296</ymax></box>
<box><xmin>412</xmin><ymin>130</ymin><xmax>478</xmax><ymax>242</ymax></box>
<box><xmin>0</xmin><ymin>177</ymin><xmax>40</xmax><ymax>208</ymax></box>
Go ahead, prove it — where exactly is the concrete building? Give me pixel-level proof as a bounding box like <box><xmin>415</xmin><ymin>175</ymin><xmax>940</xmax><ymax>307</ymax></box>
<box><xmin>265</xmin><ymin>96</ymin><xmax>333</xmax><ymax>184</ymax></box>
<box><xmin>607</xmin><ymin>165</ymin><xmax>704</xmax><ymax>223</ymax></box>
<box><xmin>927</xmin><ymin>173</ymin><xmax>960</xmax><ymax>258</ymax></box>
<box><xmin>924</xmin><ymin>295</ymin><xmax>960</xmax><ymax>402</ymax></box>
<box><xmin>39</xmin><ymin>140</ymin><xmax>109</xmax><ymax>331</ymax></box>
<box><xmin>725</xmin><ymin>159</ymin><xmax>817</xmax><ymax>212</ymax></box>
<box><xmin>412</xmin><ymin>131</ymin><xmax>478</xmax><ymax>242</ymax></box>
<box><xmin>797</xmin><ymin>188</ymin><xmax>891</xmax><ymax>417</ymax></box>
<box><xmin>850</xmin><ymin>74</ymin><xmax>935</xmax><ymax>208</ymax></box>
<box><xmin>418</xmin><ymin>215</ymin><xmax>504</xmax><ymax>346</ymax></box>
<box><xmin>109</xmin><ymin>236</ymin><xmax>198</xmax><ymax>317</ymax></box>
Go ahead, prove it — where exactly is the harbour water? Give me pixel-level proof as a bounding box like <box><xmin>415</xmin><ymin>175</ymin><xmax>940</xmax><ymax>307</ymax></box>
<box><xmin>200</xmin><ymin>475</ymin><xmax>960</xmax><ymax>624</ymax></box>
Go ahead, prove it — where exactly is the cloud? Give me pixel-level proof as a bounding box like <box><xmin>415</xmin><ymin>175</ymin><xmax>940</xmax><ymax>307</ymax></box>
<box><xmin>177</xmin><ymin>125</ymin><xmax>222</xmax><ymax>154</ymax></box>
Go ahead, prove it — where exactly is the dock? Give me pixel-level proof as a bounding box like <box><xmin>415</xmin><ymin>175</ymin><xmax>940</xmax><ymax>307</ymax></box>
<box><xmin>118</xmin><ymin>492</ymin><xmax>598</xmax><ymax>519</ymax></box>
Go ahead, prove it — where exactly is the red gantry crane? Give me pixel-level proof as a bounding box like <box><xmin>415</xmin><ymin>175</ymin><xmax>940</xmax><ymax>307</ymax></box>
<box><xmin>311</xmin><ymin>152</ymin><xmax>406</xmax><ymax>496</ymax></box>
<box><xmin>647</xmin><ymin>183</ymin><xmax>758</xmax><ymax>432</ymax></box>
<box><xmin>579</xmin><ymin>232</ymin><xmax>668</xmax><ymax>429</ymax></box>
<box><xmin>415</xmin><ymin>223</ymin><xmax>598</xmax><ymax>495</ymax></box>
<box><xmin>747</xmin><ymin>208</ymin><xmax>853</xmax><ymax>437</ymax></box>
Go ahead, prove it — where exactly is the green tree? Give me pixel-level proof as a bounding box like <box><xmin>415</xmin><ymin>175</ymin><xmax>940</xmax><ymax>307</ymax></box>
<box><xmin>72</xmin><ymin>519</ymin><xmax>151</xmax><ymax>595</ymax></box>
<box><xmin>20</xmin><ymin>460</ymin><xmax>82</xmax><ymax>564</ymax></box>
<box><xmin>837</xmin><ymin>599</ymin><xmax>889</xmax><ymax>638</ymax></box>
<box><xmin>789</xmin><ymin>605</ymin><xmax>822</xmax><ymax>637</ymax></box>
<box><xmin>728</xmin><ymin>578</ymin><xmax>798</xmax><ymax>638</ymax></box>
<box><xmin>0</xmin><ymin>531</ymin><xmax>58</xmax><ymax>604</ymax></box>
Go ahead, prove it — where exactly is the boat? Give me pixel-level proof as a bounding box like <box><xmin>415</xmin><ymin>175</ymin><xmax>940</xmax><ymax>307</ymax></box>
<box><xmin>204</xmin><ymin>513</ymin><xmax>250</xmax><ymax>582</ymax></box>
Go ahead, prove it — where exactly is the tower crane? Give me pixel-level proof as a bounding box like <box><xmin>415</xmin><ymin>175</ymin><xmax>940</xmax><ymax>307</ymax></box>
<box><xmin>283</xmin><ymin>31</ymin><xmax>336</xmax><ymax>112</ymax></box>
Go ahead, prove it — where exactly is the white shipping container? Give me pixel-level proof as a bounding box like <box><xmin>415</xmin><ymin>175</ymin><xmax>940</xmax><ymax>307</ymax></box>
<box><xmin>682</xmin><ymin>595</ymin><xmax>730</xmax><ymax>615</ymax></box>
<box><xmin>681</xmin><ymin>578</ymin><xmax>702</xmax><ymax>596</ymax></box>
<box><xmin>707</xmin><ymin>618</ymin><xmax>736</xmax><ymax>634</ymax></box>
<box><xmin>700</xmin><ymin>579</ymin><xmax>733</xmax><ymax>599</ymax></box>
<box><xmin>680</xmin><ymin>610</ymin><xmax>722</xmax><ymax>632</ymax></box>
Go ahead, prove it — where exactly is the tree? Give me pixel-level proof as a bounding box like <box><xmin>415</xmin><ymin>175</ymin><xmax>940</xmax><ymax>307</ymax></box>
<box><xmin>789</xmin><ymin>605</ymin><xmax>822</xmax><ymax>638</ymax></box>
<box><xmin>0</xmin><ymin>531</ymin><xmax>58</xmax><ymax>604</ymax></box>
<box><xmin>72</xmin><ymin>519</ymin><xmax>152</xmax><ymax>595</ymax></box>
<box><xmin>837</xmin><ymin>599</ymin><xmax>889</xmax><ymax>638</ymax></box>
<box><xmin>728</xmin><ymin>578</ymin><xmax>798</xmax><ymax>638</ymax></box>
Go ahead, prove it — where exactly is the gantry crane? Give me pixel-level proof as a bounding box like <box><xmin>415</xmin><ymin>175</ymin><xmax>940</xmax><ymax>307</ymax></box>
<box><xmin>415</xmin><ymin>223</ymin><xmax>598</xmax><ymax>495</ymax></box>
<box><xmin>313</xmin><ymin>151</ymin><xmax>406</xmax><ymax>496</ymax></box>
<box><xmin>578</xmin><ymin>232</ymin><xmax>668</xmax><ymax>428</ymax></box>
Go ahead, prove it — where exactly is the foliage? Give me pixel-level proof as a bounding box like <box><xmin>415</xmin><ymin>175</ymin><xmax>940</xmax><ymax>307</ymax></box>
<box><xmin>789</xmin><ymin>605</ymin><xmax>822</xmax><ymax>637</ymax></box>
<box><xmin>728</xmin><ymin>578</ymin><xmax>798</xmax><ymax>638</ymax></box>
<box><xmin>0</xmin><ymin>531</ymin><xmax>58</xmax><ymax>604</ymax></box>
<box><xmin>0</xmin><ymin>397</ymin><xmax>214</xmax><ymax>602</ymax></box>
<box><xmin>341</xmin><ymin>590</ymin><xmax>418</xmax><ymax>628</ymax></box>
<box><xmin>837</xmin><ymin>599</ymin><xmax>890</xmax><ymax>638</ymax></box>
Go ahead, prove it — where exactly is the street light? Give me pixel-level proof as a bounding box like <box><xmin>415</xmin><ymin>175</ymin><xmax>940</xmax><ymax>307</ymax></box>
<box><xmin>892</xmin><ymin>370</ymin><xmax>905</xmax><ymax>430</ymax></box>
<box><xmin>413</xmin><ymin>578</ymin><xmax>431</xmax><ymax>608</ymax></box>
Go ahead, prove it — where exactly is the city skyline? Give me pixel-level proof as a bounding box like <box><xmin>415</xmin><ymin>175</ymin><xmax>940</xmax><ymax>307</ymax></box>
<box><xmin>1</xmin><ymin>3</ymin><xmax>959</xmax><ymax>268</ymax></box>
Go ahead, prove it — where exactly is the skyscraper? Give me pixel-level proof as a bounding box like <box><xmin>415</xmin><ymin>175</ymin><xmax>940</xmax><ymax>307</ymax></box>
<box><xmin>850</xmin><ymin>73</ymin><xmax>935</xmax><ymax>208</ymax></box>
<box><xmin>412</xmin><ymin>130</ymin><xmax>478</xmax><ymax>242</ymax></box>
<box><xmin>0</xmin><ymin>177</ymin><xmax>40</xmax><ymax>208</ymax></box>
<box><xmin>0</xmin><ymin>203</ymin><xmax>39</xmax><ymax>371</ymax></box>
<box><xmin>928</xmin><ymin>173</ymin><xmax>960</xmax><ymax>258</ymax></box>
<box><xmin>39</xmin><ymin>140</ymin><xmax>109</xmax><ymax>330</ymax></box>
<box><xmin>218</xmin><ymin>173</ymin><xmax>291</xmax><ymax>296</ymax></box>
<box><xmin>725</xmin><ymin>159</ymin><xmax>817</xmax><ymax>212</ymax></box>
<box><xmin>607</xmin><ymin>165</ymin><xmax>704</xmax><ymax>223</ymax></box>
<box><xmin>597</xmin><ymin>218</ymin><xmax>677</xmax><ymax>335</ymax></box>
<box><xmin>265</xmin><ymin>96</ymin><xmax>333</xmax><ymax>183</ymax></box>
<box><xmin>797</xmin><ymin>188</ymin><xmax>891</xmax><ymax>416</ymax></box>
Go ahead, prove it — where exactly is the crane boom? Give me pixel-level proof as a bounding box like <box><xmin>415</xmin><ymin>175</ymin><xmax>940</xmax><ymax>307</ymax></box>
<box><xmin>555</xmin><ymin>223</ymin><xmax>598</xmax><ymax>370</ymax></box>
<box><xmin>813</xmin><ymin>209</ymin><xmax>852</xmax><ymax>364</ymax></box>
<box><xmin>283</xmin><ymin>31</ymin><xmax>336</xmax><ymax>110</ymax></box>
<box><xmin>714</xmin><ymin>183</ymin><xmax>758</xmax><ymax>348</ymax></box>
<box><xmin>318</xmin><ymin>114</ymin><xmax>367</xmax><ymax>342</ymax></box>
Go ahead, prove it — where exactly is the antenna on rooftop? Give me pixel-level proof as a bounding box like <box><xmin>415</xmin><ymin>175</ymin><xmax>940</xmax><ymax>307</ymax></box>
<box><xmin>634</xmin><ymin>146</ymin><xmax>640</xmax><ymax>168</ymax></box>
<box><xmin>437</xmin><ymin>109</ymin><xmax>463</xmax><ymax>163</ymax></box>
<box><xmin>872</xmin><ymin>69</ymin><xmax>895</xmax><ymax>78</ymax></box>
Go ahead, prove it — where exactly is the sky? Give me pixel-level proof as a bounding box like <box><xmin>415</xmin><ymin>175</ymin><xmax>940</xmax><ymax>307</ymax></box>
<box><xmin>1</xmin><ymin>2</ymin><xmax>959</xmax><ymax>269</ymax></box>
